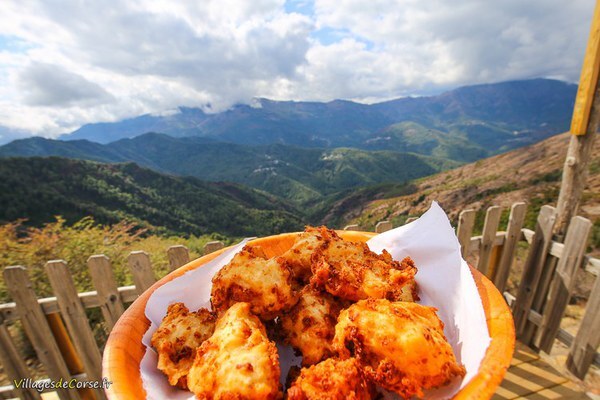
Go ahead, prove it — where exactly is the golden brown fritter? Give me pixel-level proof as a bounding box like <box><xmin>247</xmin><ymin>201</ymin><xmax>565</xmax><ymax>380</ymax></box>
<box><xmin>187</xmin><ymin>302</ymin><xmax>281</xmax><ymax>400</ymax></box>
<box><xmin>280</xmin><ymin>285</ymin><xmax>347</xmax><ymax>366</ymax></box>
<box><xmin>151</xmin><ymin>303</ymin><xmax>216</xmax><ymax>389</ymax></box>
<box><xmin>287</xmin><ymin>357</ymin><xmax>375</xmax><ymax>400</ymax></box>
<box><xmin>211</xmin><ymin>245</ymin><xmax>299</xmax><ymax>320</ymax></box>
<box><xmin>333</xmin><ymin>299</ymin><xmax>466</xmax><ymax>399</ymax></box>
<box><xmin>282</xmin><ymin>226</ymin><xmax>341</xmax><ymax>283</ymax></box>
<box><xmin>309</xmin><ymin>230</ymin><xmax>418</xmax><ymax>302</ymax></box>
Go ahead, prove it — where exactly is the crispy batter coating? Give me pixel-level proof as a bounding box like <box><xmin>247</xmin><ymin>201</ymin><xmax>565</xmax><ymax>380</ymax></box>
<box><xmin>333</xmin><ymin>299</ymin><xmax>466</xmax><ymax>399</ymax></box>
<box><xmin>187</xmin><ymin>302</ymin><xmax>281</xmax><ymax>400</ymax></box>
<box><xmin>151</xmin><ymin>303</ymin><xmax>216</xmax><ymax>389</ymax></box>
<box><xmin>282</xmin><ymin>226</ymin><xmax>340</xmax><ymax>283</ymax></box>
<box><xmin>306</xmin><ymin>227</ymin><xmax>418</xmax><ymax>301</ymax></box>
<box><xmin>280</xmin><ymin>285</ymin><xmax>347</xmax><ymax>366</ymax></box>
<box><xmin>287</xmin><ymin>358</ymin><xmax>374</xmax><ymax>400</ymax></box>
<box><xmin>211</xmin><ymin>245</ymin><xmax>299</xmax><ymax>319</ymax></box>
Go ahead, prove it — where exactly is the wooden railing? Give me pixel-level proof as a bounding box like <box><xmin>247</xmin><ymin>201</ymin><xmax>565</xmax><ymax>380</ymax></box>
<box><xmin>0</xmin><ymin>205</ymin><xmax>598</xmax><ymax>399</ymax></box>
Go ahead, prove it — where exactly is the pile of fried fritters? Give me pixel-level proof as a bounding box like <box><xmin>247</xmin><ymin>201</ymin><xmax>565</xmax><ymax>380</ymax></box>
<box><xmin>151</xmin><ymin>226</ymin><xmax>466</xmax><ymax>399</ymax></box>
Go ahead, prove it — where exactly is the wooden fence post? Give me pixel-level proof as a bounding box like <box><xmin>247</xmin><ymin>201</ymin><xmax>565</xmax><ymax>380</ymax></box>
<box><xmin>456</xmin><ymin>209</ymin><xmax>476</xmax><ymax>259</ymax></box>
<box><xmin>375</xmin><ymin>221</ymin><xmax>393</xmax><ymax>233</ymax></box>
<box><xmin>534</xmin><ymin>216</ymin><xmax>592</xmax><ymax>352</ymax></box>
<box><xmin>512</xmin><ymin>205</ymin><xmax>557</xmax><ymax>337</ymax></box>
<box><xmin>343</xmin><ymin>224</ymin><xmax>360</xmax><ymax>231</ymax></box>
<box><xmin>203</xmin><ymin>241</ymin><xmax>225</xmax><ymax>255</ymax></box>
<box><xmin>493</xmin><ymin>202</ymin><xmax>527</xmax><ymax>293</ymax></box>
<box><xmin>567</xmin><ymin>271</ymin><xmax>600</xmax><ymax>378</ymax></box>
<box><xmin>168</xmin><ymin>245</ymin><xmax>189</xmax><ymax>272</ymax></box>
<box><xmin>3</xmin><ymin>266</ymin><xmax>80</xmax><ymax>400</ymax></box>
<box><xmin>478</xmin><ymin>206</ymin><xmax>502</xmax><ymax>277</ymax></box>
<box><xmin>45</xmin><ymin>260</ymin><xmax>107</xmax><ymax>400</ymax></box>
<box><xmin>0</xmin><ymin>322</ymin><xmax>41</xmax><ymax>399</ymax></box>
<box><xmin>88</xmin><ymin>255</ymin><xmax>125</xmax><ymax>332</ymax></box>
<box><xmin>127</xmin><ymin>251</ymin><xmax>156</xmax><ymax>295</ymax></box>
<box><xmin>554</xmin><ymin>0</ymin><xmax>600</xmax><ymax>234</ymax></box>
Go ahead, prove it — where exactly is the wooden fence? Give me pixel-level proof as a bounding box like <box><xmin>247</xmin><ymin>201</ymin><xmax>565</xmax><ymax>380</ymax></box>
<box><xmin>0</xmin><ymin>204</ymin><xmax>599</xmax><ymax>399</ymax></box>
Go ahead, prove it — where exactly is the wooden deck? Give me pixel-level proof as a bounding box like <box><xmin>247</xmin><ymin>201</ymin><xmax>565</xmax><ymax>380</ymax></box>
<box><xmin>493</xmin><ymin>342</ymin><xmax>595</xmax><ymax>399</ymax></box>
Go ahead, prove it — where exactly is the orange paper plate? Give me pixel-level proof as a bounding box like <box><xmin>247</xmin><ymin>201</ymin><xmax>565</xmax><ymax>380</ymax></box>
<box><xmin>102</xmin><ymin>231</ymin><xmax>515</xmax><ymax>399</ymax></box>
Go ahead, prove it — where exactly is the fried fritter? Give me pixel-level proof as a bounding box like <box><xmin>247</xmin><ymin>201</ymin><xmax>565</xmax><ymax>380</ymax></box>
<box><xmin>151</xmin><ymin>303</ymin><xmax>216</xmax><ymax>389</ymax></box>
<box><xmin>333</xmin><ymin>299</ymin><xmax>465</xmax><ymax>399</ymax></box>
<box><xmin>282</xmin><ymin>226</ymin><xmax>340</xmax><ymax>283</ymax></box>
<box><xmin>187</xmin><ymin>302</ymin><xmax>281</xmax><ymax>400</ymax></box>
<box><xmin>280</xmin><ymin>285</ymin><xmax>347</xmax><ymax>366</ymax></box>
<box><xmin>308</xmin><ymin>228</ymin><xmax>418</xmax><ymax>301</ymax></box>
<box><xmin>287</xmin><ymin>357</ymin><xmax>375</xmax><ymax>400</ymax></box>
<box><xmin>211</xmin><ymin>245</ymin><xmax>299</xmax><ymax>320</ymax></box>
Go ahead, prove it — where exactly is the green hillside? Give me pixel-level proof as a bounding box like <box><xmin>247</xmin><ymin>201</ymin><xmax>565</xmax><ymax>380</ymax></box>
<box><xmin>363</xmin><ymin>121</ymin><xmax>487</xmax><ymax>161</ymax></box>
<box><xmin>0</xmin><ymin>134</ymin><xmax>459</xmax><ymax>204</ymax></box>
<box><xmin>0</xmin><ymin>157</ymin><xmax>303</xmax><ymax>237</ymax></box>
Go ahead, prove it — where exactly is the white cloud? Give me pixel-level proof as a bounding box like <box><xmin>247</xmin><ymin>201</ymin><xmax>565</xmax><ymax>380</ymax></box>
<box><xmin>309</xmin><ymin>0</ymin><xmax>593</xmax><ymax>90</ymax></box>
<box><xmin>0</xmin><ymin>0</ymin><xmax>594</xmax><ymax>138</ymax></box>
<box><xmin>18</xmin><ymin>62</ymin><xmax>114</xmax><ymax>106</ymax></box>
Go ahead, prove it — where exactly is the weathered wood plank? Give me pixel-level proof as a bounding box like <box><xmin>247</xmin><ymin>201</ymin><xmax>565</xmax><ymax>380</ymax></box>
<box><xmin>477</xmin><ymin>206</ymin><xmax>502</xmax><ymax>277</ymax></box>
<box><xmin>504</xmin><ymin>292</ymin><xmax>600</xmax><ymax>370</ymax></box>
<box><xmin>0</xmin><ymin>323</ymin><xmax>41</xmax><ymax>400</ymax></box>
<box><xmin>521</xmin><ymin>209</ymin><xmax>559</xmax><ymax>346</ymax></box>
<box><xmin>0</xmin><ymin>286</ymin><xmax>138</xmax><ymax>323</ymax></box>
<box><xmin>468</xmin><ymin>232</ymin><xmax>505</xmax><ymax>252</ymax></box>
<box><xmin>521</xmin><ymin>254</ymin><xmax>560</xmax><ymax>345</ymax></box>
<box><xmin>127</xmin><ymin>251</ymin><xmax>156</xmax><ymax>295</ymax></box>
<box><xmin>87</xmin><ymin>255</ymin><xmax>125</xmax><ymax>332</ymax></box>
<box><xmin>567</xmin><ymin>271</ymin><xmax>600</xmax><ymax>378</ymax></box>
<box><xmin>584</xmin><ymin>255</ymin><xmax>600</xmax><ymax>276</ymax></box>
<box><xmin>167</xmin><ymin>245</ymin><xmax>189</xmax><ymax>272</ymax></box>
<box><xmin>45</xmin><ymin>260</ymin><xmax>106</xmax><ymax>400</ymax></box>
<box><xmin>3</xmin><ymin>266</ymin><xmax>80</xmax><ymax>400</ymax></box>
<box><xmin>522</xmin><ymin>228</ymin><xmax>600</xmax><ymax>276</ymax></box>
<box><xmin>375</xmin><ymin>221</ymin><xmax>393</xmax><ymax>233</ymax></box>
<box><xmin>456</xmin><ymin>209</ymin><xmax>476</xmax><ymax>259</ymax></box>
<box><xmin>512</xmin><ymin>205</ymin><xmax>557</xmax><ymax>337</ymax></box>
<box><xmin>494</xmin><ymin>202</ymin><xmax>527</xmax><ymax>293</ymax></box>
<box><xmin>343</xmin><ymin>224</ymin><xmax>359</xmax><ymax>231</ymax></box>
<box><xmin>203</xmin><ymin>241</ymin><xmax>224</xmax><ymax>255</ymax></box>
<box><xmin>535</xmin><ymin>217</ymin><xmax>592</xmax><ymax>352</ymax></box>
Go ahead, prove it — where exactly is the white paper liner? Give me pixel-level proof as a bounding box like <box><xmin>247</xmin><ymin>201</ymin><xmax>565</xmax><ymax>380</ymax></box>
<box><xmin>139</xmin><ymin>202</ymin><xmax>490</xmax><ymax>399</ymax></box>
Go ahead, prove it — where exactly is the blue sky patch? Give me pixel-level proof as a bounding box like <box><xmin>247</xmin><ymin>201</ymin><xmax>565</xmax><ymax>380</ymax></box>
<box><xmin>311</xmin><ymin>27</ymin><xmax>375</xmax><ymax>50</ymax></box>
<box><xmin>284</xmin><ymin>0</ymin><xmax>314</xmax><ymax>16</ymax></box>
<box><xmin>0</xmin><ymin>35</ymin><xmax>35</xmax><ymax>53</ymax></box>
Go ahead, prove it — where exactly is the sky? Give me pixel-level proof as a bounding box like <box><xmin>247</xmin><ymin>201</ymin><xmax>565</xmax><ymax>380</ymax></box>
<box><xmin>0</xmin><ymin>0</ymin><xmax>595</xmax><ymax>142</ymax></box>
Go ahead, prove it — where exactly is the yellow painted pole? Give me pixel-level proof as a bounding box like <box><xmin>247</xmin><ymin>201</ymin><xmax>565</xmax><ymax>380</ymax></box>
<box><xmin>555</xmin><ymin>0</ymin><xmax>600</xmax><ymax>235</ymax></box>
<box><xmin>570</xmin><ymin>0</ymin><xmax>600</xmax><ymax>136</ymax></box>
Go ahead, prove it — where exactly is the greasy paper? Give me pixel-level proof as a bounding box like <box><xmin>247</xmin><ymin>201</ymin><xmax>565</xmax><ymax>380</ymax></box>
<box><xmin>139</xmin><ymin>202</ymin><xmax>490</xmax><ymax>399</ymax></box>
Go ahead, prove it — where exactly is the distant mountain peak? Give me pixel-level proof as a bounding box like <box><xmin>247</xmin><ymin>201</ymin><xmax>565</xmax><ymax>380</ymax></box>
<box><xmin>45</xmin><ymin>78</ymin><xmax>577</xmax><ymax>150</ymax></box>
<box><xmin>149</xmin><ymin>108</ymin><xmax>180</xmax><ymax>117</ymax></box>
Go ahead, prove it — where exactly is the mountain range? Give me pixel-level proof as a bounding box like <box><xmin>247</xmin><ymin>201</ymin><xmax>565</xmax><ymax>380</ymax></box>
<box><xmin>0</xmin><ymin>133</ymin><xmax>458</xmax><ymax>204</ymax></box>
<box><xmin>3</xmin><ymin>132</ymin><xmax>598</xmax><ymax>244</ymax></box>
<box><xmin>0</xmin><ymin>78</ymin><xmax>588</xmax><ymax>238</ymax></box>
<box><xmin>59</xmin><ymin>79</ymin><xmax>577</xmax><ymax>161</ymax></box>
